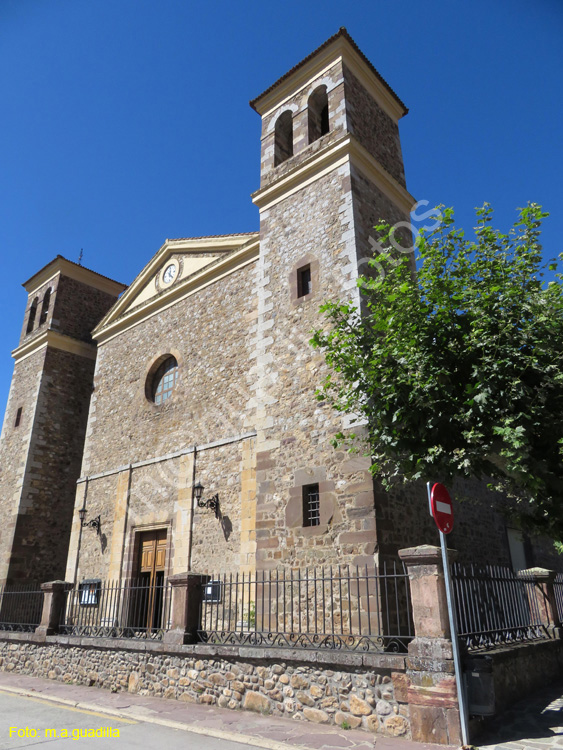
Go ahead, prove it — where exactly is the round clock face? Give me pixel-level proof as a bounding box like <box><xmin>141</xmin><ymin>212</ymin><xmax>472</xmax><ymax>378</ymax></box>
<box><xmin>162</xmin><ymin>263</ymin><xmax>177</xmax><ymax>284</ymax></box>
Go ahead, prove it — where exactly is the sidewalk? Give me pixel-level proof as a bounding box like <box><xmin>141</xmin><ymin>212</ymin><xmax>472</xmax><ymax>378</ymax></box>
<box><xmin>0</xmin><ymin>671</ymin><xmax>453</xmax><ymax>750</ymax></box>
<box><xmin>475</xmin><ymin>677</ymin><xmax>563</xmax><ymax>750</ymax></box>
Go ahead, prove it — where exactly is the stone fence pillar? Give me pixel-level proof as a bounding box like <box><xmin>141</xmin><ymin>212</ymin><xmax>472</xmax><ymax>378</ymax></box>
<box><xmin>35</xmin><ymin>581</ymin><xmax>73</xmax><ymax>637</ymax></box>
<box><xmin>163</xmin><ymin>573</ymin><xmax>209</xmax><ymax>645</ymax></box>
<box><xmin>399</xmin><ymin>545</ymin><xmax>461</xmax><ymax>746</ymax></box>
<box><xmin>518</xmin><ymin>567</ymin><xmax>562</xmax><ymax>638</ymax></box>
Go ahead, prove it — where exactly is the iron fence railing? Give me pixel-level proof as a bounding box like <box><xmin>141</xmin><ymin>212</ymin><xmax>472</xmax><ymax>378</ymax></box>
<box><xmin>554</xmin><ymin>573</ymin><xmax>563</xmax><ymax>623</ymax></box>
<box><xmin>0</xmin><ymin>583</ymin><xmax>44</xmax><ymax>632</ymax></box>
<box><xmin>197</xmin><ymin>563</ymin><xmax>413</xmax><ymax>652</ymax></box>
<box><xmin>59</xmin><ymin>579</ymin><xmax>172</xmax><ymax>640</ymax></box>
<box><xmin>452</xmin><ymin>563</ymin><xmax>548</xmax><ymax>651</ymax></box>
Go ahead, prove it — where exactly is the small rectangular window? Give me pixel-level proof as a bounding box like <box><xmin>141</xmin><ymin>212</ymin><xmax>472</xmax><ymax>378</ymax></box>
<box><xmin>14</xmin><ymin>407</ymin><xmax>22</xmax><ymax>428</ymax></box>
<box><xmin>303</xmin><ymin>483</ymin><xmax>320</xmax><ymax>527</ymax></box>
<box><xmin>297</xmin><ymin>265</ymin><xmax>312</xmax><ymax>297</ymax></box>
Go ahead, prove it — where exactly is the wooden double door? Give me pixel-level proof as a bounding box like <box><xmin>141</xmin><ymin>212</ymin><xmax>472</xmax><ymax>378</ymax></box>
<box><xmin>131</xmin><ymin>529</ymin><xmax>167</xmax><ymax>632</ymax></box>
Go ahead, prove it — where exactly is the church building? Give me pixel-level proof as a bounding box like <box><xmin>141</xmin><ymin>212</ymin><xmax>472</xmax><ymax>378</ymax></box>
<box><xmin>0</xmin><ymin>29</ymin><xmax>553</xmax><ymax>593</ymax></box>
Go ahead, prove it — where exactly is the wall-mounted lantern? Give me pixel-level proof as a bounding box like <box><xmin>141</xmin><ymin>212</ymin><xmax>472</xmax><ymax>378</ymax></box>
<box><xmin>193</xmin><ymin>482</ymin><xmax>220</xmax><ymax>519</ymax></box>
<box><xmin>78</xmin><ymin>507</ymin><xmax>101</xmax><ymax>535</ymax></box>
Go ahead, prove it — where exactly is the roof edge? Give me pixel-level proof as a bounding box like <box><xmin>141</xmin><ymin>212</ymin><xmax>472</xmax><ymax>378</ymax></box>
<box><xmin>249</xmin><ymin>27</ymin><xmax>407</xmax><ymax>117</ymax></box>
<box><xmin>23</xmin><ymin>255</ymin><xmax>127</xmax><ymax>296</ymax></box>
<box><xmin>167</xmin><ymin>231</ymin><xmax>259</xmax><ymax>242</ymax></box>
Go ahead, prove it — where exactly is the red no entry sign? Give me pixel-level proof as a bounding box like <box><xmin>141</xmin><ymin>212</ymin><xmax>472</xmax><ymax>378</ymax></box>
<box><xmin>430</xmin><ymin>483</ymin><xmax>454</xmax><ymax>534</ymax></box>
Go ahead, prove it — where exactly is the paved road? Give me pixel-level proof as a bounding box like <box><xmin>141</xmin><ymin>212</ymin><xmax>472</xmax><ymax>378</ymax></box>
<box><xmin>0</xmin><ymin>691</ymin><xmax>260</xmax><ymax>750</ymax></box>
<box><xmin>476</xmin><ymin>679</ymin><xmax>563</xmax><ymax>750</ymax></box>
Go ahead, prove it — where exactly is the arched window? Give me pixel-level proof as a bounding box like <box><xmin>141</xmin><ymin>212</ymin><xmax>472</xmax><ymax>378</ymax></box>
<box><xmin>26</xmin><ymin>298</ymin><xmax>38</xmax><ymax>334</ymax></box>
<box><xmin>151</xmin><ymin>356</ymin><xmax>179</xmax><ymax>405</ymax></box>
<box><xmin>39</xmin><ymin>288</ymin><xmax>51</xmax><ymax>326</ymax></box>
<box><xmin>308</xmin><ymin>86</ymin><xmax>329</xmax><ymax>144</ymax></box>
<box><xmin>274</xmin><ymin>110</ymin><xmax>293</xmax><ymax>166</ymax></box>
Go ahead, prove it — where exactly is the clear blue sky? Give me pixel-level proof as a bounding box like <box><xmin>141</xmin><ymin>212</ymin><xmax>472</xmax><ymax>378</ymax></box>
<box><xmin>0</xmin><ymin>0</ymin><xmax>561</xmax><ymax>412</ymax></box>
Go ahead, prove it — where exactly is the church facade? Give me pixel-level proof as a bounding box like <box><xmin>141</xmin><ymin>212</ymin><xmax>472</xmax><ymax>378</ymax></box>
<box><xmin>0</xmin><ymin>29</ymin><xmax>555</xmax><ymax>591</ymax></box>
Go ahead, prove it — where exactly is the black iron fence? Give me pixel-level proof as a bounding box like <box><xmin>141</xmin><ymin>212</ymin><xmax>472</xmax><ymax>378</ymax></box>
<box><xmin>198</xmin><ymin>563</ymin><xmax>413</xmax><ymax>652</ymax></box>
<box><xmin>2</xmin><ymin>563</ymin><xmax>558</xmax><ymax>654</ymax></box>
<box><xmin>452</xmin><ymin>563</ymin><xmax>548</xmax><ymax>651</ymax></box>
<box><xmin>59</xmin><ymin>579</ymin><xmax>172</xmax><ymax>640</ymax></box>
<box><xmin>0</xmin><ymin>583</ymin><xmax>43</xmax><ymax>632</ymax></box>
<box><xmin>554</xmin><ymin>573</ymin><xmax>563</xmax><ymax>623</ymax></box>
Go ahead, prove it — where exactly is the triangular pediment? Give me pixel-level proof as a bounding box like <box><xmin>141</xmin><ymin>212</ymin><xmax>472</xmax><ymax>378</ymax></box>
<box><xmin>93</xmin><ymin>233</ymin><xmax>259</xmax><ymax>342</ymax></box>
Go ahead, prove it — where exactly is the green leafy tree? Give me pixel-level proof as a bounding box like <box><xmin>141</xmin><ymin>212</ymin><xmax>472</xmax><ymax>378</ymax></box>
<box><xmin>312</xmin><ymin>204</ymin><xmax>563</xmax><ymax>539</ymax></box>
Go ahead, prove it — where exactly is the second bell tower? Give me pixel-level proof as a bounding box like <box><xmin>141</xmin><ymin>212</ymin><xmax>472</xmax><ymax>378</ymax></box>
<box><xmin>249</xmin><ymin>28</ymin><xmax>415</xmax><ymax>570</ymax></box>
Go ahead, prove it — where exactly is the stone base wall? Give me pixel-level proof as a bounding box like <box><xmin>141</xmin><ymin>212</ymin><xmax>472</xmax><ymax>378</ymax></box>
<box><xmin>465</xmin><ymin>638</ymin><xmax>563</xmax><ymax>716</ymax></box>
<box><xmin>0</xmin><ymin>634</ymin><xmax>410</xmax><ymax>737</ymax></box>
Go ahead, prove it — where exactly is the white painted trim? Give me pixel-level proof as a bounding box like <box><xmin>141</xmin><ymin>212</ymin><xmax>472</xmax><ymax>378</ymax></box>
<box><xmin>260</xmin><ymin>58</ymin><xmax>343</xmax><ymax>122</ymax></box>
<box><xmin>95</xmin><ymin>234</ymin><xmax>259</xmax><ymax>334</ymax></box>
<box><xmin>94</xmin><ymin>241</ymin><xmax>259</xmax><ymax>345</ymax></box>
<box><xmin>252</xmin><ymin>134</ymin><xmax>415</xmax><ymax>214</ymax></box>
<box><xmin>12</xmin><ymin>330</ymin><xmax>97</xmax><ymax>362</ymax></box>
<box><xmin>252</xmin><ymin>136</ymin><xmax>351</xmax><ymax>210</ymax></box>
<box><xmin>256</xmin><ymin>155</ymin><xmax>350</xmax><ymax>211</ymax></box>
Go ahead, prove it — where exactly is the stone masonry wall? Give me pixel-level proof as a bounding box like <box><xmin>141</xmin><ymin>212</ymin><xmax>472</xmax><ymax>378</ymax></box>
<box><xmin>344</xmin><ymin>65</ymin><xmax>406</xmax><ymax>187</ymax></box>
<box><xmin>6</xmin><ymin>348</ymin><xmax>96</xmax><ymax>583</ymax></box>
<box><xmin>0</xmin><ymin>350</ymin><xmax>45</xmax><ymax>583</ymax></box>
<box><xmin>81</xmin><ymin>262</ymin><xmax>258</xmax><ymax>478</ymax></box>
<box><xmin>465</xmin><ymin>639</ymin><xmax>563</xmax><ymax>716</ymax></box>
<box><xmin>70</xmin><ymin>260</ymin><xmax>259</xmax><ymax>582</ymax></box>
<box><xmin>0</xmin><ymin>637</ymin><xmax>410</xmax><ymax>737</ymax></box>
<box><xmin>349</xmin><ymin>163</ymin><xmax>412</xmax><ymax>266</ymax></box>
<box><xmin>375</xmin><ymin>475</ymin><xmax>563</xmax><ymax>570</ymax></box>
<box><xmin>253</xmin><ymin>162</ymin><xmax>379</xmax><ymax>571</ymax></box>
<box><xmin>51</xmin><ymin>275</ymin><xmax>122</xmax><ymax>344</ymax></box>
<box><xmin>75</xmin><ymin>439</ymin><xmax>249</xmax><ymax>582</ymax></box>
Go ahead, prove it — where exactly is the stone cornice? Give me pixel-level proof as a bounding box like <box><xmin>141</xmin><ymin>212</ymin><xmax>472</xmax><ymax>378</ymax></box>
<box><xmin>12</xmin><ymin>330</ymin><xmax>97</xmax><ymax>363</ymax></box>
<box><xmin>23</xmin><ymin>256</ymin><xmax>126</xmax><ymax>297</ymax></box>
<box><xmin>251</xmin><ymin>134</ymin><xmax>415</xmax><ymax>215</ymax></box>
<box><xmin>93</xmin><ymin>238</ymin><xmax>260</xmax><ymax>345</ymax></box>
<box><xmin>92</xmin><ymin>234</ymin><xmax>258</xmax><ymax>338</ymax></box>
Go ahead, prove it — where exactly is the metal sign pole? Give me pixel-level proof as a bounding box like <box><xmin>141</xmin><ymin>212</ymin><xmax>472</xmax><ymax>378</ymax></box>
<box><xmin>440</xmin><ymin>528</ymin><xmax>470</xmax><ymax>746</ymax></box>
<box><xmin>427</xmin><ymin>482</ymin><xmax>469</xmax><ymax>746</ymax></box>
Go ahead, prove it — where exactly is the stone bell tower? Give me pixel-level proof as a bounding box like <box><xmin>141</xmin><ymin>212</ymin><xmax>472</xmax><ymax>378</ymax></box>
<box><xmin>248</xmin><ymin>28</ymin><xmax>415</xmax><ymax>571</ymax></box>
<box><xmin>0</xmin><ymin>256</ymin><xmax>125</xmax><ymax>585</ymax></box>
